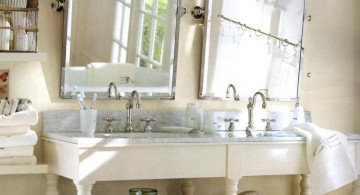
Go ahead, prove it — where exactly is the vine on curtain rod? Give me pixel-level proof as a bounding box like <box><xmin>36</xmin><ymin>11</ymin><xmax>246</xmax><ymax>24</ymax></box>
<box><xmin>218</xmin><ymin>14</ymin><xmax>302</xmax><ymax>50</ymax></box>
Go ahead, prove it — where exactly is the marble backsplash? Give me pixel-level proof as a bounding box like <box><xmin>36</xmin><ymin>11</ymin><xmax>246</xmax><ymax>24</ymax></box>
<box><xmin>43</xmin><ymin>110</ymin><xmax>311</xmax><ymax>133</ymax></box>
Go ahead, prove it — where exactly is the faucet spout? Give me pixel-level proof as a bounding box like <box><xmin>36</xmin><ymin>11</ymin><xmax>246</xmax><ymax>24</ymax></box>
<box><xmin>246</xmin><ymin>91</ymin><xmax>267</xmax><ymax>137</ymax></box>
<box><xmin>226</xmin><ymin>84</ymin><xmax>240</xmax><ymax>101</ymax></box>
<box><xmin>125</xmin><ymin>90</ymin><xmax>141</xmax><ymax>132</ymax></box>
<box><xmin>108</xmin><ymin>82</ymin><xmax>119</xmax><ymax>99</ymax></box>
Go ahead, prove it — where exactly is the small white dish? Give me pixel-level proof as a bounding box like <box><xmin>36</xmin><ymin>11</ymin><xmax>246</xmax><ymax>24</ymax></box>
<box><xmin>157</xmin><ymin>126</ymin><xmax>193</xmax><ymax>134</ymax></box>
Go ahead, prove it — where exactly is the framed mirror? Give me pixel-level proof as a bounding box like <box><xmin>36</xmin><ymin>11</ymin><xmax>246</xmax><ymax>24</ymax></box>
<box><xmin>200</xmin><ymin>0</ymin><xmax>306</xmax><ymax>101</ymax></box>
<box><xmin>60</xmin><ymin>0</ymin><xmax>181</xmax><ymax>100</ymax></box>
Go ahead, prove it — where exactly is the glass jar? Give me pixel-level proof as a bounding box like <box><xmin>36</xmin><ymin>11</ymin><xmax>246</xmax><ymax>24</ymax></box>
<box><xmin>129</xmin><ymin>188</ymin><xmax>157</xmax><ymax>195</ymax></box>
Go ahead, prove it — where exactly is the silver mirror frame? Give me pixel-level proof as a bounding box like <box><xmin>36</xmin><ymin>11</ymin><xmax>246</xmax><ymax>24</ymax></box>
<box><xmin>199</xmin><ymin>0</ymin><xmax>308</xmax><ymax>101</ymax></box>
<box><xmin>60</xmin><ymin>0</ymin><xmax>182</xmax><ymax>100</ymax></box>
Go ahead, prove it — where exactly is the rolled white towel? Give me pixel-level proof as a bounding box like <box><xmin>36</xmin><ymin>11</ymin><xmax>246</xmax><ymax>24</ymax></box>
<box><xmin>0</xmin><ymin>130</ymin><xmax>37</xmax><ymax>148</ymax></box>
<box><xmin>0</xmin><ymin>125</ymin><xmax>30</xmax><ymax>136</ymax></box>
<box><xmin>0</xmin><ymin>146</ymin><xmax>34</xmax><ymax>158</ymax></box>
<box><xmin>0</xmin><ymin>105</ymin><xmax>38</xmax><ymax>126</ymax></box>
<box><xmin>0</xmin><ymin>155</ymin><xmax>37</xmax><ymax>165</ymax></box>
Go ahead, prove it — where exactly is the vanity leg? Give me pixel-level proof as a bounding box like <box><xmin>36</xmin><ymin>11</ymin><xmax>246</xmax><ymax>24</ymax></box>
<box><xmin>74</xmin><ymin>182</ymin><xmax>95</xmax><ymax>195</ymax></box>
<box><xmin>352</xmin><ymin>176</ymin><xmax>360</xmax><ymax>195</ymax></box>
<box><xmin>300</xmin><ymin>174</ymin><xmax>311</xmax><ymax>195</ymax></box>
<box><xmin>181</xmin><ymin>179</ymin><xmax>195</xmax><ymax>195</ymax></box>
<box><xmin>46</xmin><ymin>174</ymin><xmax>60</xmax><ymax>195</ymax></box>
<box><xmin>225</xmin><ymin>178</ymin><xmax>240</xmax><ymax>195</ymax></box>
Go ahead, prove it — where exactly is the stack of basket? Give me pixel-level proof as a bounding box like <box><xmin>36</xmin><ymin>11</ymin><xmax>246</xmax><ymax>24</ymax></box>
<box><xmin>0</xmin><ymin>98</ymin><xmax>38</xmax><ymax>165</ymax></box>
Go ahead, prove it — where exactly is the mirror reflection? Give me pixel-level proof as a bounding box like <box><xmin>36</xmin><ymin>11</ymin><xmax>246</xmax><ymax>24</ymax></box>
<box><xmin>60</xmin><ymin>0</ymin><xmax>180</xmax><ymax>99</ymax></box>
<box><xmin>200</xmin><ymin>0</ymin><xmax>306</xmax><ymax>101</ymax></box>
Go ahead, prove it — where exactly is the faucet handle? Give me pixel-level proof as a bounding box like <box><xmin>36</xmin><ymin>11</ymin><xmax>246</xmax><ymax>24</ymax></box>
<box><xmin>224</xmin><ymin>118</ymin><xmax>239</xmax><ymax>132</ymax></box>
<box><xmin>140</xmin><ymin>117</ymin><xmax>156</xmax><ymax>132</ymax></box>
<box><xmin>102</xmin><ymin>117</ymin><xmax>117</xmax><ymax>136</ymax></box>
<box><xmin>261</xmin><ymin>118</ymin><xmax>276</xmax><ymax>132</ymax></box>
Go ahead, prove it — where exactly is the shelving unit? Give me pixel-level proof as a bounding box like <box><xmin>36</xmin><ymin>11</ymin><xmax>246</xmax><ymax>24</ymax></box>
<box><xmin>0</xmin><ymin>164</ymin><xmax>47</xmax><ymax>175</ymax></box>
<box><xmin>0</xmin><ymin>52</ymin><xmax>47</xmax><ymax>61</ymax></box>
<box><xmin>0</xmin><ymin>5</ymin><xmax>39</xmax><ymax>53</ymax></box>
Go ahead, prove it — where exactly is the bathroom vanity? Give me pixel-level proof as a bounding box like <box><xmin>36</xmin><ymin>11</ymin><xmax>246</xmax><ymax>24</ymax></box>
<box><xmin>42</xmin><ymin>131</ymin><xmax>348</xmax><ymax>195</ymax></box>
<box><xmin>41</xmin><ymin>110</ymin><xmax>360</xmax><ymax>195</ymax></box>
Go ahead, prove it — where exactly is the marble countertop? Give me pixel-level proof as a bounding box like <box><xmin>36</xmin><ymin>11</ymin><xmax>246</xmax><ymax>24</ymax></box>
<box><xmin>42</xmin><ymin>131</ymin><xmax>305</xmax><ymax>147</ymax></box>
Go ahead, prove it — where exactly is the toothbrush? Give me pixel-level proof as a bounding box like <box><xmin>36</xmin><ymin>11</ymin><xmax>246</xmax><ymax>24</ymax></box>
<box><xmin>76</xmin><ymin>93</ymin><xmax>86</xmax><ymax>110</ymax></box>
<box><xmin>90</xmin><ymin>93</ymin><xmax>97</xmax><ymax>109</ymax></box>
<box><xmin>71</xmin><ymin>85</ymin><xmax>79</xmax><ymax>97</ymax></box>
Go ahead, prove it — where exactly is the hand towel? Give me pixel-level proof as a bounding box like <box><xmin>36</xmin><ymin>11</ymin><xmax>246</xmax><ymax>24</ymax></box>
<box><xmin>0</xmin><ymin>105</ymin><xmax>38</xmax><ymax>126</ymax></box>
<box><xmin>0</xmin><ymin>125</ymin><xmax>30</xmax><ymax>136</ymax></box>
<box><xmin>287</xmin><ymin>123</ymin><xmax>358</xmax><ymax>194</ymax></box>
<box><xmin>9</xmin><ymin>98</ymin><xmax>19</xmax><ymax>115</ymax></box>
<box><xmin>0</xmin><ymin>130</ymin><xmax>38</xmax><ymax>148</ymax></box>
<box><xmin>0</xmin><ymin>146</ymin><xmax>34</xmax><ymax>158</ymax></box>
<box><xmin>0</xmin><ymin>155</ymin><xmax>37</xmax><ymax>165</ymax></box>
<box><xmin>2</xmin><ymin>100</ymin><xmax>12</xmax><ymax>116</ymax></box>
<box><xmin>0</xmin><ymin>99</ymin><xmax>5</xmax><ymax>113</ymax></box>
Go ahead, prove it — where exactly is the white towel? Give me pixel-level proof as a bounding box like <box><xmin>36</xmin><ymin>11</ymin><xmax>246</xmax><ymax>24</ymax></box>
<box><xmin>0</xmin><ymin>155</ymin><xmax>37</xmax><ymax>165</ymax></box>
<box><xmin>0</xmin><ymin>125</ymin><xmax>30</xmax><ymax>136</ymax></box>
<box><xmin>0</xmin><ymin>130</ymin><xmax>38</xmax><ymax>148</ymax></box>
<box><xmin>287</xmin><ymin>123</ymin><xmax>358</xmax><ymax>194</ymax></box>
<box><xmin>0</xmin><ymin>105</ymin><xmax>38</xmax><ymax>126</ymax></box>
<box><xmin>0</xmin><ymin>146</ymin><xmax>34</xmax><ymax>158</ymax></box>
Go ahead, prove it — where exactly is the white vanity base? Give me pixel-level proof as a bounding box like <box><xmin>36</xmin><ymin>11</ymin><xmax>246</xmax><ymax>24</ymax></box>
<box><xmin>42</xmin><ymin>135</ymin><xmax>360</xmax><ymax>195</ymax></box>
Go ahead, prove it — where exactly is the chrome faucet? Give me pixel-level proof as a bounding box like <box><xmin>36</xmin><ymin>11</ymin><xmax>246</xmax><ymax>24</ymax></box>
<box><xmin>246</xmin><ymin>91</ymin><xmax>267</xmax><ymax>137</ymax></box>
<box><xmin>226</xmin><ymin>84</ymin><xmax>240</xmax><ymax>101</ymax></box>
<box><xmin>108</xmin><ymin>82</ymin><xmax>120</xmax><ymax>99</ymax></box>
<box><xmin>125</xmin><ymin>90</ymin><xmax>141</xmax><ymax>132</ymax></box>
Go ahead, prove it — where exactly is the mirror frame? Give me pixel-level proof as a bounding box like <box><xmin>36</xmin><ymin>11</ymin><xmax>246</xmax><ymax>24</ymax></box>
<box><xmin>60</xmin><ymin>0</ymin><xmax>182</xmax><ymax>100</ymax></box>
<box><xmin>199</xmin><ymin>0</ymin><xmax>307</xmax><ymax>101</ymax></box>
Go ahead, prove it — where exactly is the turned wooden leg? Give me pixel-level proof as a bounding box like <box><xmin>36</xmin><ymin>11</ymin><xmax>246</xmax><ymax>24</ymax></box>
<box><xmin>226</xmin><ymin>178</ymin><xmax>240</xmax><ymax>195</ymax></box>
<box><xmin>300</xmin><ymin>174</ymin><xmax>311</xmax><ymax>195</ymax></box>
<box><xmin>74</xmin><ymin>182</ymin><xmax>95</xmax><ymax>195</ymax></box>
<box><xmin>352</xmin><ymin>176</ymin><xmax>360</xmax><ymax>195</ymax></box>
<box><xmin>181</xmin><ymin>179</ymin><xmax>195</xmax><ymax>195</ymax></box>
<box><xmin>46</xmin><ymin>174</ymin><xmax>59</xmax><ymax>195</ymax></box>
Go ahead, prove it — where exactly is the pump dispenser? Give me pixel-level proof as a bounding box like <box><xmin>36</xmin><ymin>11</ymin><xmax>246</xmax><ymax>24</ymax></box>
<box><xmin>290</xmin><ymin>98</ymin><xmax>305</xmax><ymax>125</ymax></box>
<box><xmin>185</xmin><ymin>103</ymin><xmax>203</xmax><ymax>132</ymax></box>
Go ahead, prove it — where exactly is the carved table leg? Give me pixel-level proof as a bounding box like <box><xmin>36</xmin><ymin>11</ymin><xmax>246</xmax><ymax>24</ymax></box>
<box><xmin>46</xmin><ymin>174</ymin><xmax>59</xmax><ymax>195</ymax></box>
<box><xmin>352</xmin><ymin>176</ymin><xmax>360</xmax><ymax>195</ymax></box>
<box><xmin>74</xmin><ymin>182</ymin><xmax>95</xmax><ymax>195</ymax></box>
<box><xmin>181</xmin><ymin>179</ymin><xmax>195</xmax><ymax>195</ymax></box>
<box><xmin>300</xmin><ymin>174</ymin><xmax>311</xmax><ymax>195</ymax></box>
<box><xmin>226</xmin><ymin>178</ymin><xmax>240</xmax><ymax>195</ymax></box>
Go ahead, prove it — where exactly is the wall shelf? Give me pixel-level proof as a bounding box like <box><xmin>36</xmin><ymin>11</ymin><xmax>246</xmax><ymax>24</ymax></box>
<box><xmin>0</xmin><ymin>164</ymin><xmax>48</xmax><ymax>175</ymax></box>
<box><xmin>0</xmin><ymin>52</ymin><xmax>47</xmax><ymax>62</ymax></box>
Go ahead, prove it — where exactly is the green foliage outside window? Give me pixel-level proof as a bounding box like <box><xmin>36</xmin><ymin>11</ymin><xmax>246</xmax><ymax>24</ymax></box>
<box><xmin>140</xmin><ymin>0</ymin><xmax>167</xmax><ymax>67</ymax></box>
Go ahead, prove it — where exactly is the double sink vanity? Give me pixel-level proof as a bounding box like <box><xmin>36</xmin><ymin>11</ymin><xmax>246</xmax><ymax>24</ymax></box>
<box><xmin>41</xmin><ymin>110</ymin><xmax>360</xmax><ymax>195</ymax></box>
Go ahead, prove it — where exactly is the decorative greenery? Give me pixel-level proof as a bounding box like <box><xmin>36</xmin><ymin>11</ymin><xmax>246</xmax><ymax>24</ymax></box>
<box><xmin>140</xmin><ymin>0</ymin><xmax>167</xmax><ymax>67</ymax></box>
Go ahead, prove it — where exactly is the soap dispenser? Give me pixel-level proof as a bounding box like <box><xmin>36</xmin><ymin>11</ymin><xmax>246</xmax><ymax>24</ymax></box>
<box><xmin>185</xmin><ymin>103</ymin><xmax>203</xmax><ymax>132</ymax></box>
<box><xmin>290</xmin><ymin>98</ymin><xmax>305</xmax><ymax>126</ymax></box>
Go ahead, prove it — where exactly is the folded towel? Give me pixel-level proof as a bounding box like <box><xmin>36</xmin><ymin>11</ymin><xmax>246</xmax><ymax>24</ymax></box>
<box><xmin>0</xmin><ymin>100</ymin><xmax>5</xmax><ymax>113</ymax></box>
<box><xmin>286</xmin><ymin>123</ymin><xmax>358</xmax><ymax>194</ymax></box>
<box><xmin>0</xmin><ymin>125</ymin><xmax>30</xmax><ymax>136</ymax></box>
<box><xmin>0</xmin><ymin>155</ymin><xmax>37</xmax><ymax>165</ymax></box>
<box><xmin>0</xmin><ymin>105</ymin><xmax>38</xmax><ymax>126</ymax></box>
<box><xmin>0</xmin><ymin>130</ymin><xmax>38</xmax><ymax>148</ymax></box>
<box><xmin>0</xmin><ymin>146</ymin><xmax>34</xmax><ymax>158</ymax></box>
<box><xmin>9</xmin><ymin>98</ymin><xmax>19</xmax><ymax>115</ymax></box>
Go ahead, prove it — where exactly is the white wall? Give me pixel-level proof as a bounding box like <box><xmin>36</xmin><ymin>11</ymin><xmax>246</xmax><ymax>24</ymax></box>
<box><xmin>0</xmin><ymin>0</ymin><xmax>358</xmax><ymax>194</ymax></box>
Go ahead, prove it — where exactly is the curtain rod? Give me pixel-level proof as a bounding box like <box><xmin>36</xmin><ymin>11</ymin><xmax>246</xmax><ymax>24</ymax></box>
<box><xmin>218</xmin><ymin>14</ymin><xmax>301</xmax><ymax>48</ymax></box>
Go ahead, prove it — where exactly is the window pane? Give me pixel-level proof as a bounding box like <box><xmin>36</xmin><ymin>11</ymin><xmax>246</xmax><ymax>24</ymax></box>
<box><xmin>120</xmin><ymin>48</ymin><xmax>127</xmax><ymax>63</ymax></box>
<box><xmin>140</xmin><ymin>59</ymin><xmax>147</xmax><ymax>67</ymax></box>
<box><xmin>144</xmin><ymin>0</ymin><xmax>154</xmax><ymax>11</ymax></box>
<box><xmin>153</xmin><ymin>20</ymin><xmax>164</xmax><ymax>62</ymax></box>
<box><xmin>157</xmin><ymin>0</ymin><xmax>167</xmax><ymax>17</ymax></box>
<box><xmin>121</xmin><ymin>5</ymin><xmax>131</xmax><ymax>47</ymax></box>
<box><xmin>140</xmin><ymin>15</ymin><xmax>151</xmax><ymax>56</ymax></box>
